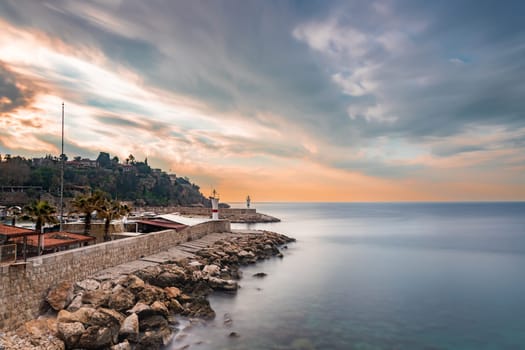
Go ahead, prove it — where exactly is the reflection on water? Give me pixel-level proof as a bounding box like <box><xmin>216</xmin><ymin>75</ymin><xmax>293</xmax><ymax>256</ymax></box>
<box><xmin>170</xmin><ymin>202</ymin><xmax>525</xmax><ymax>350</ymax></box>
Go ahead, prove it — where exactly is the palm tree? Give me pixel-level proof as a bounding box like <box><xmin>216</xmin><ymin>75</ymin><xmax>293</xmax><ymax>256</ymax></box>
<box><xmin>25</xmin><ymin>200</ymin><xmax>58</xmax><ymax>233</ymax></box>
<box><xmin>72</xmin><ymin>191</ymin><xmax>106</xmax><ymax>234</ymax></box>
<box><xmin>98</xmin><ymin>199</ymin><xmax>131</xmax><ymax>241</ymax></box>
<box><xmin>24</xmin><ymin>200</ymin><xmax>58</xmax><ymax>255</ymax></box>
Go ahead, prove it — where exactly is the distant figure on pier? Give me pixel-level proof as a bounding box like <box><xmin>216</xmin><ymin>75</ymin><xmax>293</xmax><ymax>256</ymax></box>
<box><xmin>246</xmin><ymin>195</ymin><xmax>251</xmax><ymax>208</ymax></box>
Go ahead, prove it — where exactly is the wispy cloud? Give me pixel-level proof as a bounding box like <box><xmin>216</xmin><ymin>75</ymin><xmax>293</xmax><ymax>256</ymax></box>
<box><xmin>0</xmin><ymin>1</ymin><xmax>524</xmax><ymax>201</ymax></box>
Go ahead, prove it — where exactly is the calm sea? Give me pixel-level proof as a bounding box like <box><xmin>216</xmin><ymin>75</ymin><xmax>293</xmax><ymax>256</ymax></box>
<box><xmin>170</xmin><ymin>202</ymin><xmax>525</xmax><ymax>350</ymax></box>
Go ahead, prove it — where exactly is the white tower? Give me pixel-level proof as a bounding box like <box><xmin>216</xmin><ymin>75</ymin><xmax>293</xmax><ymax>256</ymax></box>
<box><xmin>210</xmin><ymin>189</ymin><xmax>219</xmax><ymax>220</ymax></box>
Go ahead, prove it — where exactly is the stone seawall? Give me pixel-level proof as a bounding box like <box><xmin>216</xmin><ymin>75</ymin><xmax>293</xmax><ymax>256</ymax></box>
<box><xmin>0</xmin><ymin>220</ymin><xmax>230</xmax><ymax>330</ymax></box>
<box><xmin>138</xmin><ymin>206</ymin><xmax>256</xmax><ymax>216</ymax></box>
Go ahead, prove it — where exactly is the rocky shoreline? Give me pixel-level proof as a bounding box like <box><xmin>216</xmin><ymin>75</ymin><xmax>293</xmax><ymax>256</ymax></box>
<box><xmin>0</xmin><ymin>231</ymin><xmax>294</xmax><ymax>350</ymax></box>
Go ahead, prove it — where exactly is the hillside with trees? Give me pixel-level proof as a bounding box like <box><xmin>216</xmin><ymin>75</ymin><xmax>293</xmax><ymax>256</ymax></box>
<box><xmin>0</xmin><ymin>152</ymin><xmax>211</xmax><ymax>207</ymax></box>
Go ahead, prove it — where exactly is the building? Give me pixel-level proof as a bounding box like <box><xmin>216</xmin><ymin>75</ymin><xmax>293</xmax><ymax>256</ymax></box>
<box><xmin>0</xmin><ymin>223</ymin><xmax>95</xmax><ymax>261</ymax></box>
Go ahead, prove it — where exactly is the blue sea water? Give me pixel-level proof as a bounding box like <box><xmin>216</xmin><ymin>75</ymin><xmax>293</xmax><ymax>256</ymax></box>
<box><xmin>170</xmin><ymin>202</ymin><xmax>525</xmax><ymax>350</ymax></box>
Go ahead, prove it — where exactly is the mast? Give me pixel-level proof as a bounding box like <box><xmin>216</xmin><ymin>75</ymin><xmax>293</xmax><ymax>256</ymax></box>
<box><xmin>59</xmin><ymin>102</ymin><xmax>64</xmax><ymax>231</ymax></box>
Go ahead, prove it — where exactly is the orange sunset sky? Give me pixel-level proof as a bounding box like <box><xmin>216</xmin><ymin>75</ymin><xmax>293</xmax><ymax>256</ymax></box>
<box><xmin>1</xmin><ymin>1</ymin><xmax>524</xmax><ymax>202</ymax></box>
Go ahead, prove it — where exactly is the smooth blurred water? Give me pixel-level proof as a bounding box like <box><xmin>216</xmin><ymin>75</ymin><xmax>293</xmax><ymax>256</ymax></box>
<box><xmin>170</xmin><ymin>202</ymin><xmax>525</xmax><ymax>350</ymax></box>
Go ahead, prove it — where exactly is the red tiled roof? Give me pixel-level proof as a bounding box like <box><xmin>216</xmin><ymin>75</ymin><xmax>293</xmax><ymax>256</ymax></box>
<box><xmin>0</xmin><ymin>224</ymin><xmax>36</xmax><ymax>238</ymax></box>
<box><xmin>13</xmin><ymin>231</ymin><xmax>95</xmax><ymax>249</ymax></box>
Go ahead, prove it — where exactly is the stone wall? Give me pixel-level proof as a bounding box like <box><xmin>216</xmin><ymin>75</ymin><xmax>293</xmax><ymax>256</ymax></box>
<box><xmin>137</xmin><ymin>206</ymin><xmax>256</xmax><ymax>216</ymax></box>
<box><xmin>0</xmin><ymin>220</ymin><xmax>230</xmax><ymax>330</ymax></box>
<box><xmin>62</xmin><ymin>222</ymin><xmax>126</xmax><ymax>243</ymax></box>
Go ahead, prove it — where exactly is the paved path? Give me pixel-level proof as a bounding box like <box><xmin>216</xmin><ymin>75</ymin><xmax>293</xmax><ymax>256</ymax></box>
<box><xmin>92</xmin><ymin>231</ymin><xmax>246</xmax><ymax>281</ymax></box>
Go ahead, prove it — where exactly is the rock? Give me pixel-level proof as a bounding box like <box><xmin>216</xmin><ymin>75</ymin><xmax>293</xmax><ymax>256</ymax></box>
<box><xmin>228</xmin><ymin>332</ymin><xmax>240</xmax><ymax>338</ymax></box>
<box><xmin>188</xmin><ymin>260</ymin><xmax>203</xmax><ymax>269</ymax></box>
<box><xmin>46</xmin><ymin>281</ymin><xmax>74</xmax><ymax>311</ymax></box>
<box><xmin>77</xmin><ymin>326</ymin><xmax>113</xmax><ymax>349</ymax></box>
<box><xmin>111</xmin><ymin>340</ymin><xmax>131</xmax><ymax>350</ymax></box>
<box><xmin>238</xmin><ymin>250</ymin><xmax>254</xmax><ymax>258</ymax></box>
<box><xmin>88</xmin><ymin>308</ymin><xmax>124</xmax><ymax>344</ymax></box>
<box><xmin>136</xmin><ymin>330</ymin><xmax>163</xmax><ymax>350</ymax></box>
<box><xmin>100</xmin><ymin>280</ymin><xmax>115</xmax><ymax>290</ymax></box>
<box><xmin>206</xmin><ymin>277</ymin><xmax>238</xmax><ymax>292</ymax></box>
<box><xmin>19</xmin><ymin>318</ymin><xmax>57</xmax><ymax>338</ymax></box>
<box><xmin>139</xmin><ymin>315</ymin><xmax>168</xmax><ymax>331</ymax></box>
<box><xmin>57</xmin><ymin>307</ymin><xmax>95</xmax><ymax>324</ymax></box>
<box><xmin>128</xmin><ymin>302</ymin><xmax>152</xmax><ymax>317</ymax></box>
<box><xmin>223</xmin><ymin>313</ymin><xmax>233</xmax><ymax>327</ymax></box>
<box><xmin>164</xmin><ymin>286</ymin><xmax>181</xmax><ymax>299</ymax></box>
<box><xmin>202</xmin><ymin>264</ymin><xmax>220</xmax><ymax>276</ymax></box>
<box><xmin>183</xmin><ymin>297</ymin><xmax>215</xmax><ymax>319</ymax></box>
<box><xmin>166</xmin><ymin>298</ymin><xmax>184</xmax><ymax>313</ymax></box>
<box><xmin>89</xmin><ymin>308</ymin><xmax>124</xmax><ymax>327</ymax></box>
<box><xmin>108</xmin><ymin>287</ymin><xmax>136</xmax><ymax>312</ymax></box>
<box><xmin>118</xmin><ymin>274</ymin><xmax>145</xmax><ymax>293</ymax></box>
<box><xmin>253</xmin><ymin>272</ymin><xmax>267</xmax><ymax>278</ymax></box>
<box><xmin>66</xmin><ymin>294</ymin><xmax>84</xmax><ymax>312</ymax></box>
<box><xmin>151</xmin><ymin>301</ymin><xmax>169</xmax><ymax>317</ymax></box>
<box><xmin>82</xmin><ymin>290</ymin><xmax>109</xmax><ymax>308</ymax></box>
<box><xmin>151</xmin><ymin>269</ymin><xmax>187</xmax><ymax>288</ymax></box>
<box><xmin>57</xmin><ymin>322</ymin><xmax>84</xmax><ymax>348</ymax></box>
<box><xmin>76</xmin><ymin>279</ymin><xmax>100</xmax><ymax>291</ymax></box>
<box><xmin>119</xmin><ymin>313</ymin><xmax>139</xmax><ymax>342</ymax></box>
<box><xmin>137</xmin><ymin>284</ymin><xmax>166</xmax><ymax>304</ymax></box>
<box><xmin>134</xmin><ymin>265</ymin><xmax>163</xmax><ymax>284</ymax></box>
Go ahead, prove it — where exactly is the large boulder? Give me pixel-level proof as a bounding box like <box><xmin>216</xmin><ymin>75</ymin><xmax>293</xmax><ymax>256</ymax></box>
<box><xmin>57</xmin><ymin>307</ymin><xmax>95</xmax><ymax>324</ymax></box>
<box><xmin>164</xmin><ymin>286</ymin><xmax>181</xmax><ymax>299</ymax></box>
<box><xmin>66</xmin><ymin>294</ymin><xmax>84</xmax><ymax>312</ymax></box>
<box><xmin>136</xmin><ymin>327</ymin><xmax>173</xmax><ymax>350</ymax></box>
<box><xmin>108</xmin><ymin>287</ymin><xmax>136</xmax><ymax>312</ymax></box>
<box><xmin>139</xmin><ymin>315</ymin><xmax>168</xmax><ymax>331</ymax></box>
<box><xmin>46</xmin><ymin>281</ymin><xmax>74</xmax><ymax>311</ymax></box>
<box><xmin>202</xmin><ymin>264</ymin><xmax>220</xmax><ymax>276</ymax></box>
<box><xmin>118</xmin><ymin>274</ymin><xmax>145</xmax><ymax>294</ymax></box>
<box><xmin>57</xmin><ymin>321</ymin><xmax>85</xmax><ymax>348</ymax></box>
<box><xmin>151</xmin><ymin>301</ymin><xmax>169</xmax><ymax>317</ymax></box>
<box><xmin>77</xmin><ymin>326</ymin><xmax>113</xmax><ymax>349</ymax></box>
<box><xmin>82</xmin><ymin>290</ymin><xmax>110</xmax><ymax>308</ymax></box>
<box><xmin>111</xmin><ymin>340</ymin><xmax>132</xmax><ymax>350</ymax></box>
<box><xmin>76</xmin><ymin>279</ymin><xmax>100</xmax><ymax>291</ymax></box>
<box><xmin>183</xmin><ymin>297</ymin><xmax>215</xmax><ymax>319</ymax></box>
<box><xmin>88</xmin><ymin>308</ymin><xmax>124</xmax><ymax>344</ymax></box>
<box><xmin>136</xmin><ymin>284</ymin><xmax>165</xmax><ymax>304</ymax></box>
<box><xmin>151</xmin><ymin>269</ymin><xmax>187</xmax><ymax>288</ymax></box>
<box><xmin>134</xmin><ymin>266</ymin><xmax>163</xmax><ymax>284</ymax></box>
<box><xmin>119</xmin><ymin>313</ymin><xmax>139</xmax><ymax>342</ymax></box>
<box><xmin>166</xmin><ymin>298</ymin><xmax>184</xmax><ymax>314</ymax></box>
<box><xmin>128</xmin><ymin>302</ymin><xmax>152</xmax><ymax>318</ymax></box>
<box><xmin>206</xmin><ymin>277</ymin><xmax>238</xmax><ymax>292</ymax></box>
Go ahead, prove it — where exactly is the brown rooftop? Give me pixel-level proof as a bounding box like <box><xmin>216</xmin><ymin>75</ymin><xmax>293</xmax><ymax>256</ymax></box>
<box><xmin>0</xmin><ymin>224</ymin><xmax>36</xmax><ymax>238</ymax></box>
<box><xmin>13</xmin><ymin>231</ymin><xmax>95</xmax><ymax>249</ymax></box>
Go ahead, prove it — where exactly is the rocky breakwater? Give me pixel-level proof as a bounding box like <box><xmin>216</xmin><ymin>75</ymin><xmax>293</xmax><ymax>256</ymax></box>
<box><xmin>0</xmin><ymin>231</ymin><xmax>295</xmax><ymax>350</ymax></box>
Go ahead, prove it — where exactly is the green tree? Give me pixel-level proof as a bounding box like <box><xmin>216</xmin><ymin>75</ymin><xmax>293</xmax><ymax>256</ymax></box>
<box><xmin>98</xmin><ymin>199</ymin><xmax>131</xmax><ymax>241</ymax></box>
<box><xmin>24</xmin><ymin>200</ymin><xmax>58</xmax><ymax>233</ymax></box>
<box><xmin>24</xmin><ymin>200</ymin><xmax>58</xmax><ymax>255</ymax></box>
<box><xmin>96</xmin><ymin>152</ymin><xmax>111</xmax><ymax>168</ymax></box>
<box><xmin>72</xmin><ymin>191</ymin><xmax>106</xmax><ymax>234</ymax></box>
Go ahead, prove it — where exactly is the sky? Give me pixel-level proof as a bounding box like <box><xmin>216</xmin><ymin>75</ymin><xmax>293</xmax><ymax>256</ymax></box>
<box><xmin>0</xmin><ymin>0</ymin><xmax>524</xmax><ymax>202</ymax></box>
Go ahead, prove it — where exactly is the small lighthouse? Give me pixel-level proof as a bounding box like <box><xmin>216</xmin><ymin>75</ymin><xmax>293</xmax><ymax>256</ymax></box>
<box><xmin>246</xmin><ymin>195</ymin><xmax>251</xmax><ymax>208</ymax></box>
<box><xmin>210</xmin><ymin>189</ymin><xmax>219</xmax><ymax>220</ymax></box>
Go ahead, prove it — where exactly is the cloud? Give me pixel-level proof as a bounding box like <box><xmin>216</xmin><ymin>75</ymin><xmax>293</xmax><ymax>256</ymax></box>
<box><xmin>0</xmin><ymin>62</ymin><xmax>38</xmax><ymax>114</ymax></box>
<box><xmin>0</xmin><ymin>1</ymin><xmax>524</xmax><ymax>200</ymax></box>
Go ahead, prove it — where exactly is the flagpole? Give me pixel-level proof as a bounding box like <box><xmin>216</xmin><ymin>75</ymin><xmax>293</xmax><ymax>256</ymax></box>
<box><xmin>59</xmin><ymin>102</ymin><xmax>64</xmax><ymax>231</ymax></box>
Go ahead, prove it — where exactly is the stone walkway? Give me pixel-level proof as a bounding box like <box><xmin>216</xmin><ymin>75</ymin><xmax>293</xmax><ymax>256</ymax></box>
<box><xmin>92</xmin><ymin>231</ymin><xmax>246</xmax><ymax>281</ymax></box>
